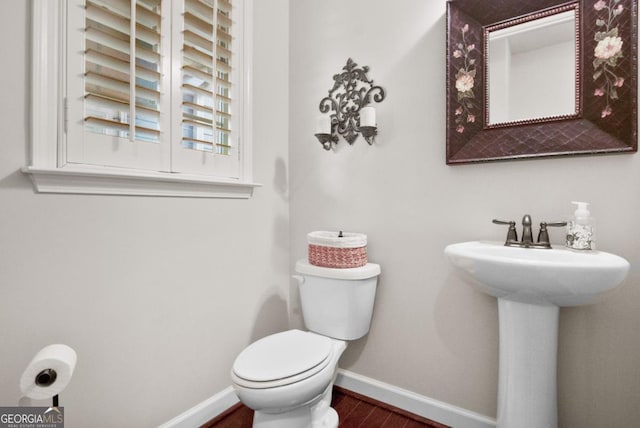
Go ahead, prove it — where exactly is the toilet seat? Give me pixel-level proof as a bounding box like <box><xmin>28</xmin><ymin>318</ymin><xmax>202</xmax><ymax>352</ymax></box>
<box><xmin>232</xmin><ymin>330</ymin><xmax>333</xmax><ymax>389</ymax></box>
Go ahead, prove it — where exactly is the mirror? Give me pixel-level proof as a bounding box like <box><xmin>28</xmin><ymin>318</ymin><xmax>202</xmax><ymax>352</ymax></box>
<box><xmin>487</xmin><ymin>9</ymin><xmax>577</xmax><ymax>125</ymax></box>
<box><xmin>446</xmin><ymin>0</ymin><xmax>637</xmax><ymax>164</ymax></box>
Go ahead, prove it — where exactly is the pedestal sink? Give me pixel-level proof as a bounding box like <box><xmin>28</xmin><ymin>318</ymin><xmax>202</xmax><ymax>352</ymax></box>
<box><xmin>445</xmin><ymin>241</ymin><xmax>630</xmax><ymax>428</ymax></box>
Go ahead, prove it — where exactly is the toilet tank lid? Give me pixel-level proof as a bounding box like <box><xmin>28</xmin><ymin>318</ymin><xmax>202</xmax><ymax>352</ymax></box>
<box><xmin>295</xmin><ymin>259</ymin><xmax>381</xmax><ymax>279</ymax></box>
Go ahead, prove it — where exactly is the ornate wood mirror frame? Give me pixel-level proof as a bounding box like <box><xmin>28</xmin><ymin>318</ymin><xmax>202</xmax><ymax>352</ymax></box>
<box><xmin>446</xmin><ymin>0</ymin><xmax>638</xmax><ymax>164</ymax></box>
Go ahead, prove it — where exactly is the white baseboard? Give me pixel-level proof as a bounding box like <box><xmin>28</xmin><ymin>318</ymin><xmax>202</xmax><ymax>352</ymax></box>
<box><xmin>159</xmin><ymin>371</ymin><xmax>496</xmax><ymax>428</ymax></box>
<box><xmin>158</xmin><ymin>386</ymin><xmax>239</xmax><ymax>428</ymax></box>
<box><xmin>335</xmin><ymin>369</ymin><xmax>496</xmax><ymax>428</ymax></box>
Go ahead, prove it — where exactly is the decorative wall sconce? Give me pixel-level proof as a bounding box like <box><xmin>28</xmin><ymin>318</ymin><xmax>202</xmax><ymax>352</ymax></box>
<box><xmin>314</xmin><ymin>58</ymin><xmax>386</xmax><ymax>150</ymax></box>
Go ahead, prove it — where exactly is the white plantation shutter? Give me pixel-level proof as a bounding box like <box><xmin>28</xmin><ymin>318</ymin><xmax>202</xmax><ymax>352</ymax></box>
<box><xmin>66</xmin><ymin>0</ymin><xmax>170</xmax><ymax>171</ymax></box>
<box><xmin>84</xmin><ymin>0</ymin><xmax>162</xmax><ymax>142</ymax></box>
<box><xmin>172</xmin><ymin>0</ymin><xmax>241</xmax><ymax>178</ymax></box>
<box><xmin>28</xmin><ymin>0</ymin><xmax>252</xmax><ymax>197</ymax></box>
<box><xmin>181</xmin><ymin>0</ymin><xmax>217</xmax><ymax>152</ymax></box>
<box><xmin>215</xmin><ymin>0</ymin><xmax>234</xmax><ymax>153</ymax></box>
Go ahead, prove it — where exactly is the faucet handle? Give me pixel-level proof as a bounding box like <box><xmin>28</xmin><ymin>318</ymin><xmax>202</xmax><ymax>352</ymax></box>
<box><xmin>492</xmin><ymin>219</ymin><xmax>514</xmax><ymax>225</ymax></box>
<box><xmin>537</xmin><ymin>221</ymin><xmax>568</xmax><ymax>246</ymax></box>
<box><xmin>492</xmin><ymin>219</ymin><xmax>518</xmax><ymax>242</ymax></box>
<box><xmin>542</xmin><ymin>221</ymin><xmax>568</xmax><ymax>227</ymax></box>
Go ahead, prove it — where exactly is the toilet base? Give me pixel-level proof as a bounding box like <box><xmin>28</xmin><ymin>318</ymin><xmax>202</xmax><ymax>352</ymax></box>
<box><xmin>252</xmin><ymin>383</ymin><xmax>338</xmax><ymax>428</ymax></box>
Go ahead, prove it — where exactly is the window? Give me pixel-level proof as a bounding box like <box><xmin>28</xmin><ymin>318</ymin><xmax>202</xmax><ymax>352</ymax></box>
<box><xmin>24</xmin><ymin>0</ymin><xmax>257</xmax><ymax>198</ymax></box>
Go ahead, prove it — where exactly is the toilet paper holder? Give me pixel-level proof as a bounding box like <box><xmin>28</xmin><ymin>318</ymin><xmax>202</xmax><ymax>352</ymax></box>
<box><xmin>36</xmin><ymin>369</ymin><xmax>59</xmax><ymax>407</ymax></box>
<box><xmin>36</xmin><ymin>369</ymin><xmax>57</xmax><ymax>387</ymax></box>
<box><xmin>20</xmin><ymin>344</ymin><xmax>77</xmax><ymax>409</ymax></box>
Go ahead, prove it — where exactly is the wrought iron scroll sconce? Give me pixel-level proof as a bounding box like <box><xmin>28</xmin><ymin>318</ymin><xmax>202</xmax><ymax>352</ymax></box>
<box><xmin>314</xmin><ymin>58</ymin><xmax>386</xmax><ymax>150</ymax></box>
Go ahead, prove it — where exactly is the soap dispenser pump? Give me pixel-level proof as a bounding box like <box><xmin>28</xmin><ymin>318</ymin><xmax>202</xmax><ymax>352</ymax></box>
<box><xmin>566</xmin><ymin>201</ymin><xmax>595</xmax><ymax>250</ymax></box>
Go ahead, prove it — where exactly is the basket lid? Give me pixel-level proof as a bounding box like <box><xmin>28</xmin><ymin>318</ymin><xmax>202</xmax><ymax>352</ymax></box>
<box><xmin>296</xmin><ymin>259</ymin><xmax>381</xmax><ymax>279</ymax></box>
<box><xmin>307</xmin><ymin>231</ymin><xmax>367</xmax><ymax>248</ymax></box>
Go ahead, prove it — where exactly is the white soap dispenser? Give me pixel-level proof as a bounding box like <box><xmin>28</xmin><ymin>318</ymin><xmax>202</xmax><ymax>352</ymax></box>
<box><xmin>566</xmin><ymin>201</ymin><xmax>595</xmax><ymax>250</ymax></box>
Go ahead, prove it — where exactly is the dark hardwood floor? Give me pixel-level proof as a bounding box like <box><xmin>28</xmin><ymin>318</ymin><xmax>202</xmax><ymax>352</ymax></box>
<box><xmin>202</xmin><ymin>386</ymin><xmax>450</xmax><ymax>428</ymax></box>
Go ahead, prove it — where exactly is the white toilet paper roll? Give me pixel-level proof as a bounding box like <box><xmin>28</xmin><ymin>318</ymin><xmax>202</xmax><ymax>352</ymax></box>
<box><xmin>20</xmin><ymin>344</ymin><xmax>77</xmax><ymax>400</ymax></box>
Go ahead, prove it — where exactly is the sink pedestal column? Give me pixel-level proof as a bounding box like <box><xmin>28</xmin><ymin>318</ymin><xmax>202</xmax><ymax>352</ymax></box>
<box><xmin>497</xmin><ymin>299</ymin><xmax>559</xmax><ymax>428</ymax></box>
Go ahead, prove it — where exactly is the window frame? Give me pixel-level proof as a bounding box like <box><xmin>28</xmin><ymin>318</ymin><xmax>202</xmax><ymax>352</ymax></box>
<box><xmin>23</xmin><ymin>0</ymin><xmax>259</xmax><ymax>198</ymax></box>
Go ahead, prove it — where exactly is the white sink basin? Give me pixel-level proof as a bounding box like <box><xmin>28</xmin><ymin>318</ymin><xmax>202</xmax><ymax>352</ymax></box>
<box><xmin>445</xmin><ymin>241</ymin><xmax>630</xmax><ymax>306</ymax></box>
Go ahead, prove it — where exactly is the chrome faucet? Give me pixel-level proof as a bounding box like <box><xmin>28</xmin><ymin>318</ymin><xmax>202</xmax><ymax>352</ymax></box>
<box><xmin>493</xmin><ymin>215</ymin><xmax>566</xmax><ymax>249</ymax></box>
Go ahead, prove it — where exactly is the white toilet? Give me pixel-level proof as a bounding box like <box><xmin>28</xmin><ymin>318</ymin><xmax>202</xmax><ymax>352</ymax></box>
<box><xmin>231</xmin><ymin>259</ymin><xmax>381</xmax><ymax>428</ymax></box>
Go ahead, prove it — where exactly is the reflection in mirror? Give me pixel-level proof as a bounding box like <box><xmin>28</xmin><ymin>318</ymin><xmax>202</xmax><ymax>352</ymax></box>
<box><xmin>487</xmin><ymin>10</ymin><xmax>577</xmax><ymax>125</ymax></box>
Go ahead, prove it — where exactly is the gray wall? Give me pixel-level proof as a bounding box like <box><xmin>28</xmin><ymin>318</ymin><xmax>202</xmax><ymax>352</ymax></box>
<box><xmin>0</xmin><ymin>1</ymin><xmax>289</xmax><ymax>427</ymax></box>
<box><xmin>3</xmin><ymin>1</ymin><xmax>640</xmax><ymax>427</ymax></box>
<box><xmin>289</xmin><ymin>1</ymin><xmax>640</xmax><ymax>426</ymax></box>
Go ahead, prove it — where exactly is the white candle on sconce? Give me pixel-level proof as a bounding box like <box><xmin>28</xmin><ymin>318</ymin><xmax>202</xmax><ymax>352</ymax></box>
<box><xmin>359</xmin><ymin>106</ymin><xmax>376</xmax><ymax>127</ymax></box>
<box><xmin>316</xmin><ymin>115</ymin><xmax>331</xmax><ymax>134</ymax></box>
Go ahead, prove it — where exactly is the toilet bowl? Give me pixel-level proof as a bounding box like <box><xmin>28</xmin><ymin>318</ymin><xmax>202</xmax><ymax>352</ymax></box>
<box><xmin>232</xmin><ymin>330</ymin><xmax>346</xmax><ymax>427</ymax></box>
<box><xmin>231</xmin><ymin>259</ymin><xmax>381</xmax><ymax>428</ymax></box>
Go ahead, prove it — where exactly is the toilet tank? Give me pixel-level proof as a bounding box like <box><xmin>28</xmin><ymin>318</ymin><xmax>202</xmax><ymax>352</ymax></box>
<box><xmin>294</xmin><ymin>259</ymin><xmax>381</xmax><ymax>340</ymax></box>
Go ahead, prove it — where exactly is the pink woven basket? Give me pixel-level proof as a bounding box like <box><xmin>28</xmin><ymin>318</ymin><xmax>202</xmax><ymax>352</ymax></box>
<box><xmin>307</xmin><ymin>231</ymin><xmax>368</xmax><ymax>268</ymax></box>
<box><xmin>308</xmin><ymin>244</ymin><xmax>368</xmax><ymax>268</ymax></box>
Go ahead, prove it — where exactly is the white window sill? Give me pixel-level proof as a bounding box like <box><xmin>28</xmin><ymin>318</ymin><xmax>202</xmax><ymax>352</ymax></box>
<box><xmin>22</xmin><ymin>166</ymin><xmax>261</xmax><ymax>198</ymax></box>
